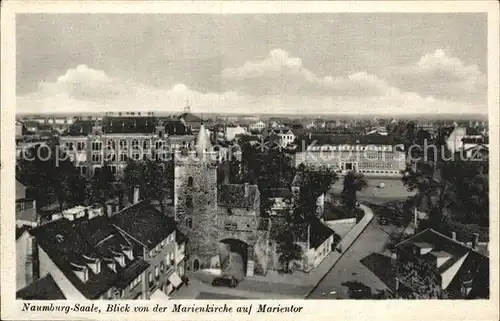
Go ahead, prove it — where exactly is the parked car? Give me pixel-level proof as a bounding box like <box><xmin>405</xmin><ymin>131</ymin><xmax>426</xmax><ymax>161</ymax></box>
<box><xmin>212</xmin><ymin>276</ymin><xmax>238</xmax><ymax>288</ymax></box>
<box><xmin>342</xmin><ymin>281</ymin><xmax>372</xmax><ymax>299</ymax></box>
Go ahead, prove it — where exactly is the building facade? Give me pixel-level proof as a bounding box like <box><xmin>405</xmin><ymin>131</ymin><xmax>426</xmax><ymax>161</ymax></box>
<box><xmin>294</xmin><ymin>134</ymin><xmax>406</xmax><ymax>176</ymax></box>
<box><xmin>59</xmin><ymin>115</ymin><xmax>195</xmax><ymax>176</ymax></box>
<box><xmin>25</xmin><ymin>200</ymin><xmax>185</xmax><ymax>300</ymax></box>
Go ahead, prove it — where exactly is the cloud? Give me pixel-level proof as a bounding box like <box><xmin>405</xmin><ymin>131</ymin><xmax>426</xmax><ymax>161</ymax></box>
<box><xmin>17</xmin><ymin>64</ymin><xmax>486</xmax><ymax>116</ymax></box>
<box><xmin>17</xmin><ymin>65</ymin><xmax>244</xmax><ymax>114</ymax></box>
<box><xmin>221</xmin><ymin>49</ymin><xmax>402</xmax><ymax>97</ymax></box>
<box><xmin>389</xmin><ymin>49</ymin><xmax>486</xmax><ymax>103</ymax></box>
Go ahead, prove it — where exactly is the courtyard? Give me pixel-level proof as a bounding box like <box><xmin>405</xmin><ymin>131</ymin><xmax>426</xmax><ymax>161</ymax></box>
<box><xmin>329</xmin><ymin>177</ymin><xmax>415</xmax><ymax>205</ymax></box>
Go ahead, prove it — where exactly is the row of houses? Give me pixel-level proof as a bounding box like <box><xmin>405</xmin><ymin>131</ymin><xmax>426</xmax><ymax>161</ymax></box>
<box><xmin>16</xmin><ymin>184</ymin><xmax>186</xmax><ymax>300</ymax></box>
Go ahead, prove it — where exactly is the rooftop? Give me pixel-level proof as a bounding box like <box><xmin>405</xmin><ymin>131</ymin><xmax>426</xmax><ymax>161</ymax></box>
<box><xmin>16</xmin><ymin>274</ymin><xmax>66</xmax><ymax>300</ymax></box>
<box><xmin>29</xmin><ymin>210</ymin><xmax>156</xmax><ymax>299</ymax></box>
<box><xmin>110</xmin><ymin>200</ymin><xmax>177</xmax><ymax>250</ymax></box>
<box><xmin>296</xmin><ymin>133</ymin><xmax>397</xmax><ymax>146</ymax></box>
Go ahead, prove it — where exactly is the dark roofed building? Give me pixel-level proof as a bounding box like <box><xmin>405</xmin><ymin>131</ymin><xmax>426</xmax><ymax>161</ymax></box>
<box><xmin>395</xmin><ymin>228</ymin><xmax>489</xmax><ymax>299</ymax></box>
<box><xmin>63</xmin><ymin>119</ymin><xmax>96</xmax><ymax>136</ymax></box>
<box><xmin>30</xmin><ymin>218</ymin><xmax>124</xmax><ymax>299</ymax></box>
<box><xmin>16</xmin><ymin>274</ymin><xmax>66</xmax><ymax>300</ymax></box>
<box><xmin>295</xmin><ymin>218</ymin><xmax>335</xmax><ymax>272</ymax></box>
<box><xmin>111</xmin><ymin>201</ymin><xmax>177</xmax><ymax>250</ymax></box>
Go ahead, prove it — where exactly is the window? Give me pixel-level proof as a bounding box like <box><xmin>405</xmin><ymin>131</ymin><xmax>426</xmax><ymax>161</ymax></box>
<box><xmin>149</xmin><ymin>250</ymin><xmax>154</xmax><ymax>258</ymax></box>
<box><xmin>91</xmin><ymin>141</ymin><xmax>102</xmax><ymax>151</ymax></box>
<box><xmin>155</xmin><ymin>266</ymin><xmax>159</xmax><ymax>278</ymax></box>
<box><xmin>80</xmin><ymin>166</ymin><xmax>87</xmax><ymax>175</ymax></box>
<box><xmin>186</xmin><ymin>217</ymin><xmax>193</xmax><ymax>228</ymax></box>
<box><xmin>186</xmin><ymin>196</ymin><xmax>193</xmax><ymax>208</ymax></box>
<box><xmin>119</xmin><ymin>153</ymin><xmax>127</xmax><ymax>162</ymax></box>
<box><xmin>119</xmin><ymin>139</ymin><xmax>128</xmax><ymax>150</ymax></box>
<box><xmin>92</xmin><ymin>153</ymin><xmax>102</xmax><ymax>163</ymax></box>
<box><xmin>170</xmin><ymin>253</ymin><xmax>174</xmax><ymax>264</ymax></box>
<box><xmin>143</xmin><ymin>139</ymin><xmax>150</xmax><ymax>150</ymax></box>
<box><xmin>155</xmin><ymin>140</ymin><xmax>164</xmax><ymax>150</ymax></box>
<box><xmin>107</xmin><ymin>140</ymin><xmax>116</xmax><ymax>150</ymax></box>
<box><xmin>77</xmin><ymin>141</ymin><xmax>86</xmax><ymax>151</ymax></box>
<box><xmin>187</xmin><ymin>177</ymin><xmax>193</xmax><ymax>187</ymax></box>
<box><xmin>132</xmin><ymin>139</ymin><xmax>139</xmax><ymax>148</ymax></box>
<box><xmin>148</xmin><ymin>272</ymin><xmax>153</xmax><ymax>284</ymax></box>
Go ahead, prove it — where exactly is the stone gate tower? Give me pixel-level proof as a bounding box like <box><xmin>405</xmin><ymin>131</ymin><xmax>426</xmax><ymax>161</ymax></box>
<box><xmin>173</xmin><ymin>124</ymin><xmax>219</xmax><ymax>271</ymax></box>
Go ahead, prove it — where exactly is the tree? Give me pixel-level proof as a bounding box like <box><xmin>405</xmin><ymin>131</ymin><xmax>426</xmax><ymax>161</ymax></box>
<box><xmin>88</xmin><ymin>163</ymin><xmax>115</xmax><ymax>207</ymax></box>
<box><xmin>271</xmin><ymin>203</ymin><xmax>303</xmax><ymax>273</ymax></box>
<box><xmin>143</xmin><ymin>159</ymin><xmax>172</xmax><ymax>214</ymax></box>
<box><xmin>341</xmin><ymin>171</ymin><xmax>367</xmax><ymax>215</ymax></box>
<box><xmin>16</xmin><ymin>143</ymin><xmax>81</xmax><ymax>212</ymax></box>
<box><xmin>123</xmin><ymin>158</ymin><xmax>143</xmax><ymax>198</ymax></box>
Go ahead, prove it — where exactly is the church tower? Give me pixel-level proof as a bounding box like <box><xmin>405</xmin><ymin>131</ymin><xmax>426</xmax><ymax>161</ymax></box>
<box><xmin>173</xmin><ymin>123</ymin><xmax>219</xmax><ymax>271</ymax></box>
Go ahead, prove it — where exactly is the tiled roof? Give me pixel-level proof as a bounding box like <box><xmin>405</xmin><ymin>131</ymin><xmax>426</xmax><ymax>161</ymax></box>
<box><xmin>179</xmin><ymin>113</ymin><xmax>203</xmax><ymax>124</ymax></box>
<box><xmin>16</xmin><ymin>274</ymin><xmax>66</xmax><ymax>300</ymax></box>
<box><xmin>217</xmin><ymin>184</ymin><xmax>259</xmax><ymax>208</ymax></box>
<box><xmin>30</xmin><ymin>215</ymin><xmax>150</xmax><ymax>299</ymax></box>
<box><xmin>296</xmin><ymin>133</ymin><xmax>396</xmax><ymax>146</ymax></box>
<box><xmin>296</xmin><ymin>218</ymin><xmax>335</xmax><ymax>249</ymax></box>
<box><xmin>102</xmin><ymin>117</ymin><xmax>156</xmax><ymax>134</ymax></box>
<box><xmin>63</xmin><ymin>119</ymin><xmax>96</xmax><ymax>136</ymax></box>
<box><xmin>395</xmin><ymin>228</ymin><xmax>489</xmax><ymax>292</ymax></box>
<box><xmin>110</xmin><ymin>201</ymin><xmax>177</xmax><ymax>250</ymax></box>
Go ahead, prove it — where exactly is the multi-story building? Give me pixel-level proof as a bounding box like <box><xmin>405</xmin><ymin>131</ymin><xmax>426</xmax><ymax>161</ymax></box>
<box><xmin>23</xmin><ymin>199</ymin><xmax>185</xmax><ymax>300</ymax></box>
<box><xmin>395</xmin><ymin>228</ymin><xmax>489</xmax><ymax>299</ymax></box>
<box><xmin>294</xmin><ymin>134</ymin><xmax>406</xmax><ymax>176</ymax></box>
<box><xmin>59</xmin><ymin>114</ymin><xmax>195</xmax><ymax>176</ymax></box>
<box><xmin>248</xmin><ymin>121</ymin><xmax>266</xmax><ymax>133</ymax></box>
<box><xmin>262</xmin><ymin>128</ymin><xmax>295</xmax><ymax>149</ymax></box>
<box><xmin>172</xmin><ymin>124</ymin><xmax>270</xmax><ymax>277</ymax></box>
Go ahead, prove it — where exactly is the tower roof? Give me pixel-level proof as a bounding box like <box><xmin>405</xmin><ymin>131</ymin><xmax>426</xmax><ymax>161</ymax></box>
<box><xmin>195</xmin><ymin>123</ymin><xmax>212</xmax><ymax>153</ymax></box>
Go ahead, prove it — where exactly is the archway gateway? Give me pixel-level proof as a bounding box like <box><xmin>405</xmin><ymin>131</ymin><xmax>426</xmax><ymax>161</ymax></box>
<box><xmin>218</xmin><ymin>238</ymin><xmax>248</xmax><ymax>281</ymax></box>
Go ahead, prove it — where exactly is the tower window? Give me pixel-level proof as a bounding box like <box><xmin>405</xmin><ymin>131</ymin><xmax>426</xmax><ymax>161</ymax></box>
<box><xmin>186</xmin><ymin>196</ymin><xmax>193</xmax><ymax>208</ymax></box>
<box><xmin>188</xmin><ymin>177</ymin><xmax>193</xmax><ymax>187</ymax></box>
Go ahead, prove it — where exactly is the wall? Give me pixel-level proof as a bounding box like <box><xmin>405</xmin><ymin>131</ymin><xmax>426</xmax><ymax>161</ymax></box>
<box><xmin>174</xmin><ymin>160</ymin><xmax>219</xmax><ymax>270</ymax></box>
<box><xmin>38</xmin><ymin>246</ymin><xmax>86</xmax><ymax>299</ymax></box>
<box><xmin>16</xmin><ymin>232</ymin><xmax>33</xmax><ymax>291</ymax></box>
<box><xmin>335</xmin><ymin>205</ymin><xmax>373</xmax><ymax>253</ymax></box>
<box><xmin>144</xmin><ymin>231</ymin><xmax>177</xmax><ymax>297</ymax></box>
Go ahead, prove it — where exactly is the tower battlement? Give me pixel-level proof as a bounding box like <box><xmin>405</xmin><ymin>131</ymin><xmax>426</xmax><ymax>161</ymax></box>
<box><xmin>173</xmin><ymin>150</ymin><xmax>220</xmax><ymax>167</ymax></box>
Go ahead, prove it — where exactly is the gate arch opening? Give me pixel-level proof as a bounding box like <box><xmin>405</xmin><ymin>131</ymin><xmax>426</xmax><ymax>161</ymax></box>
<box><xmin>218</xmin><ymin>238</ymin><xmax>248</xmax><ymax>281</ymax></box>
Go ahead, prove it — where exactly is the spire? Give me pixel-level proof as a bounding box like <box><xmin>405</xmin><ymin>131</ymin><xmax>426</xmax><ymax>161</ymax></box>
<box><xmin>195</xmin><ymin>123</ymin><xmax>212</xmax><ymax>155</ymax></box>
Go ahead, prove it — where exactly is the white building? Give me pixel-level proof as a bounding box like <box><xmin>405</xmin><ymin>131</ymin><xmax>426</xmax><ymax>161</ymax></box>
<box><xmin>248</xmin><ymin>121</ymin><xmax>266</xmax><ymax>133</ymax></box>
<box><xmin>225</xmin><ymin>125</ymin><xmax>247</xmax><ymax>141</ymax></box>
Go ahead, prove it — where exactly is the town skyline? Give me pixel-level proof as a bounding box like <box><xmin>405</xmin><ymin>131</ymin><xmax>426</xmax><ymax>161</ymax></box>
<box><xmin>17</xmin><ymin>13</ymin><xmax>487</xmax><ymax>116</ymax></box>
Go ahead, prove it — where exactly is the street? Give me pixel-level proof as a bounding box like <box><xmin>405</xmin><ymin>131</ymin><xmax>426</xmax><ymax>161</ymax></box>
<box><xmin>308</xmin><ymin>217</ymin><xmax>403</xmax><ymax>299</ymax></box>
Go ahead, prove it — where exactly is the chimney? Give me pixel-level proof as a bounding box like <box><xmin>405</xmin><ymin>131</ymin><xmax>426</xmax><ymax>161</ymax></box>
<box><xmin>472</xmin><ymin>233</ymin><xmax>479</xmax><ymax>250</ymax></box>
<box><xmin>451</xmin><ymin>231</ymin><xmax>457</xmax><ymax>240</ymax></box>
<box><xmin>133</xmin><ymin>186</ymin><xmax>140</xmax><ymax>204</ymax></box>
<box><xmin>244</xmin><ymin>182</ymin><xmax>250</xmax><ymax>197</ymax></box>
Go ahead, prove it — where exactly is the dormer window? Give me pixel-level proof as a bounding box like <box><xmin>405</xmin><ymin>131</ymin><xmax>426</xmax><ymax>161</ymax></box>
<box><xmin>121</xmin><ymin>244</ymin><xmax>134</xmax><ymax>261</ymax></box>
<box><xmin>55</xmin><ymin>234</ymin><xmax>64</xmax><ymax>243</ymax></box>
<box><xmin>104</xmin><ymin>257</ymin><xmax>116</xmax><ymax>272</ymax></box>
<box><xmin>112</xmin><ymin>250</ymin><xmax>126</xmax><ymax>267</ymax></box>
<box><xmin>83</xmin><ymin>254</ymin><xmax>101</xmax><ymax>274</ymax></box>
<box><xmin>70</xmin><ymin>262</ymin><xmax>89</xmax><ymax>283</ymax></box>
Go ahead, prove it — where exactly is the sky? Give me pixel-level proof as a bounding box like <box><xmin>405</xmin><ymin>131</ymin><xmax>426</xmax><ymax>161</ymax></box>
<box><xmin>16</xmin><ymin>13</ymin><xmax>488</xmax><ymax>115</ymax></box>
